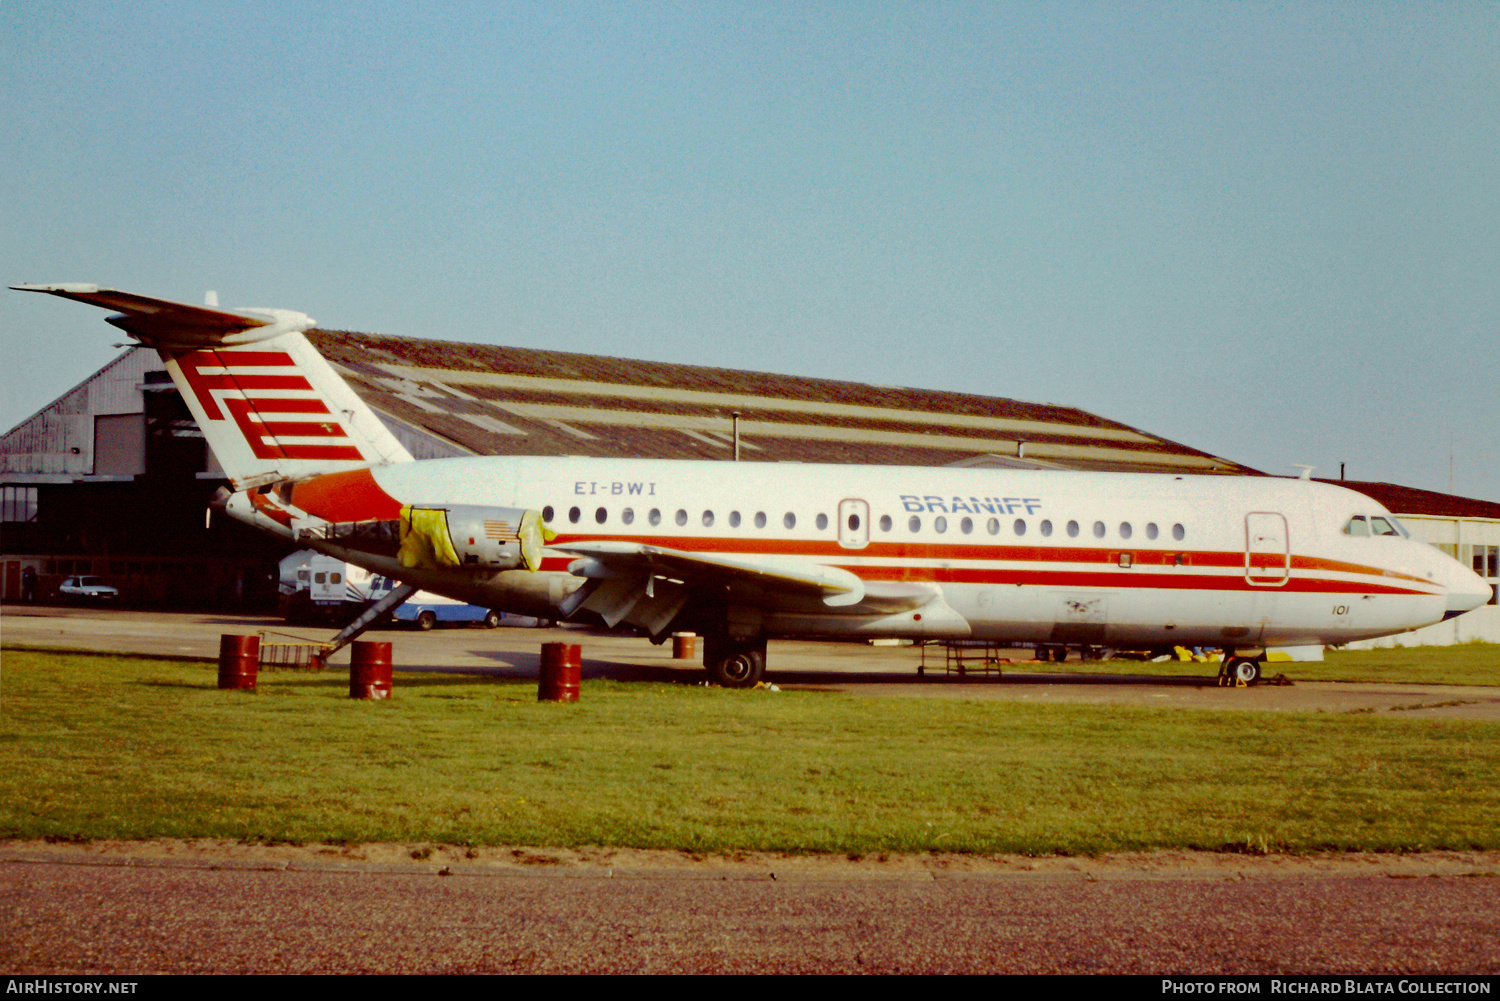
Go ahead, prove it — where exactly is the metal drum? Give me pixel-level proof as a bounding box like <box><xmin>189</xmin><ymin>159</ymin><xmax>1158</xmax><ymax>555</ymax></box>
<box><xmin>349</xmin><ymin>640</ymin><xmax>393</xmax><ymax>700</ymax></box>
<box><xmin>217</xmin><ymin>634</ymin><xmax>259</xmax><ymax>691</ymax></box>
<box><xmin>538</xmin><ymin>642</ymin><xmax>581</xmax><ymax>702</ymax></box>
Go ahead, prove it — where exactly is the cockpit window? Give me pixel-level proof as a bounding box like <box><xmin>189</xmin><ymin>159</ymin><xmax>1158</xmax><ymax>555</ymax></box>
<box><xmin>1345</xmin><ymin>514</ymin><xmax>1407</xmax><ymax>538</ymax></box>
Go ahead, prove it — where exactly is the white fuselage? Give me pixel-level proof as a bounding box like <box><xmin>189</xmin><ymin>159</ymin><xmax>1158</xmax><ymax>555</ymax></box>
<box><xmin>305</xmin><ymin>456</ymin><xmax>1486</xmax><ymax>651</ymax></box>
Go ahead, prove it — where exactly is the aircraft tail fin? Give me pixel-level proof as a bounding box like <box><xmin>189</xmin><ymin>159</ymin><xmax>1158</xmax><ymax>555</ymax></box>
<box><xmin>13</xmin><ymin>283</ymin><xmax>413</xmax><ymax>488</ymax></box>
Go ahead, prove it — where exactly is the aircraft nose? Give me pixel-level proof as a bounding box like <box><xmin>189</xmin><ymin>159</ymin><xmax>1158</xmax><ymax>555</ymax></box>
<box><xmin>1442</xmin><ymin>564</ymin><xmax>1493</xmax><ymax>620</ymax></box>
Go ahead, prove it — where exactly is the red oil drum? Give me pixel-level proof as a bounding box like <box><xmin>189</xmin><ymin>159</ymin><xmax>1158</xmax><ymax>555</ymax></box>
<box><xmin>217</xmin><ymin>634</ymin><xmax>259</xmax><ymax>691</ymax></box>
<box><xmin>349</xmin><ymin>640</ymin><xmax>393</xmax><ymax>700</ymax></box>
<box><xmin>539</xmin><ymin>642</ymin><xmax>581</xmax><ymax>702</ymax></box>
<box><xmin>672</xmin><ymin>633</ymin><xmax>696</xmax><ymax>659</ymax></box>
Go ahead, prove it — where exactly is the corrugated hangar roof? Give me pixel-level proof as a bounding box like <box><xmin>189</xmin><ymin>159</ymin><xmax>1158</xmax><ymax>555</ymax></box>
<box><xmin>1318</xmin><ymin>480</ymin><xmax>1500</xmax><ymax>520</ymax></box>
<box><xmin>309</xmin><ymin>330</ymin><xmax>1258</xmax><ymax>475</ymax></box>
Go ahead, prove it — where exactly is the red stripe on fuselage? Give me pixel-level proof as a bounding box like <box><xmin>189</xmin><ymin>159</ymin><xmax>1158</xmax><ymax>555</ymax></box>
<box><xmin>537</xmin><ymin>532</ymin><xmax>1436</xmax><ymax>596</ymax></box>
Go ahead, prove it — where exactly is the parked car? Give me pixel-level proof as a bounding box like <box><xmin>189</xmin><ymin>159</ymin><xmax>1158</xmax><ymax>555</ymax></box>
<box><xmin>59</xmin><ymin>575</ymin><xmax>119</xmax><ymax>601</ymax></box>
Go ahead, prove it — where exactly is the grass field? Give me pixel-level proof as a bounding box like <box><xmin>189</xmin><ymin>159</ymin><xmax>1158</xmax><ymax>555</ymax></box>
<box><xmin>2</xmin><ymin>647</ymin><xmax>1497</xmax><ymax>855</ymax></box>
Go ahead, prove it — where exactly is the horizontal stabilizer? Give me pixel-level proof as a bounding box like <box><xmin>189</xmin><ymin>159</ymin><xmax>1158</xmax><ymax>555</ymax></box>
<box><xmin>11</xmin><ymin>283</ymin><xmax>311</xmax><ymax>350</ymax></box>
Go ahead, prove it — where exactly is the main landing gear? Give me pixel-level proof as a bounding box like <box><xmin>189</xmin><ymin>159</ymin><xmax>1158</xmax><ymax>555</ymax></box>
<box><xmin>702</xmin><ymin>635</ymin><xmax>767</xmax><ymax>689</ymax></box>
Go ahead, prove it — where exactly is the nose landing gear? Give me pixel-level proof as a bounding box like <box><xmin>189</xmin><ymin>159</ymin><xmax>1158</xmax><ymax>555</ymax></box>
<box><xmin>1219</xmin><ymin>655</ymin><xmax>1263</xmax><ymax>686</ymax></box>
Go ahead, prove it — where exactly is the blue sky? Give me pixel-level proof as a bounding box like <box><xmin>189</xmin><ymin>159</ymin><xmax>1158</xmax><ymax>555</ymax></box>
<box><xmin>4</xmin><ymin>1</ymin><xmax>1496</xmax><ymax>501</ymax></box>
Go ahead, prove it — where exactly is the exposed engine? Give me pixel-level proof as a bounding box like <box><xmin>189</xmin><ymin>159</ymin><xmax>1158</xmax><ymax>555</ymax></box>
<box><xmin>400</xmin><ymin>504</ymin><xmax>553</xmax><ymax>572</ymax></box>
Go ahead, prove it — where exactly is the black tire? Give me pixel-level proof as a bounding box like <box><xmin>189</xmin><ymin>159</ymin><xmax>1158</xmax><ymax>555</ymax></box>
<box><xmin>707</xmin><ymin>646</ymin><xmax>765</xmax><ymax>689</ymax></box>
<box><xmin>416</xmin><ymin>610</ymin><xmax>437</xmax><ymax>631</ymax></box>
<box><xmin>482</xmin><ymin>610</ymin><xmax>501</xmax><ymax>629</ymax></box>
<box><xmin>1228</xmin><ymin>656</ymin><xmax>1261</xmax><ymax>684</ymax></box>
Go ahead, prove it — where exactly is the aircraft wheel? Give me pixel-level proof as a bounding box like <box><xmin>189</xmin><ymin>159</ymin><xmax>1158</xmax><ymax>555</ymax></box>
<box><xmin>707</xmin><ymin>645</ymin><xmax>765</xmax><ymax>689</ymax></box>
<box><xmin>1228</xmin><ymin>656</ymin><xmax>1261</xmax><ymax>685</ymax></box>
<box><xmin>416</xmin><ymin>610</ymin><xmax>437</xmax><ymax>631</ymax></box>
<box><xmin>483</xmin><ymin>610</ymin><xmax>501</xmax><ymax>629</ymax></box>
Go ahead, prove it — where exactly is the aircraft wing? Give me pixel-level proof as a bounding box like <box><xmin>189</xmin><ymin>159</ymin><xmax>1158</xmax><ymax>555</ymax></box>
<box><xmin>550</xmin><ymin>540</ymin><xmax>866</xmax><ymax>635</ymax></box>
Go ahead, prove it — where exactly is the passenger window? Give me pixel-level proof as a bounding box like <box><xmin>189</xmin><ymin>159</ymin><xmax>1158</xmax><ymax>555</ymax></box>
<box><xmin>622</xmin><ymin>508</ymin><xmax>635</xmax><ymax>525</ymax></box>
<box><xmin>986</xmin><ymin>517</ymin><xmax>999</xmax><ymax>535</ymax></box>
<box><xmin>729</xmin><ymin>511</ymin><xmax>741</xmax><ymax>528</ymax></box>
<box><xmin>1119</xmin><ymin>522</ymin><xmax>1132</xmax><ymax>540</ymax></box>
<box><xmin>595</xmin><ymin>507</ymin><xmax>607</xmax><ymax>524</ymax></box>
<box><xmin>1093</xmin><ymin>521</ymin><xmax>1106</xmax><ymax>539</ymax></box>
<box><xmin>909</xmin><ymin>515</ymin><xmax>922</xmax><ymax>532</ymax></box>
<box><xmin>1067</xmin><ymin>520</ymin><xmax>1079</xmax><ymax>538</ymax></box>
<box><xmin>961</xmin><ymin>517</ymin><xmax>973</xmax><ymax>535</ymax></box>
<box><xmin>879</xmin><ymin>514</ymin><xmax>892</xmax><ymax>532</ymax></box>
<box><xmin>848</xmin><ymin>513</ymin><xmax>861</xmax><ymax>531</ymax></box>
<box><xmin>702</xmin><ymin>510</ymin><xmax>714</xmax><ymax>527</ymax></box>
<box><xmin>755</xmin><ymin>512</ymin><xmax>767</xmax><ymax>529</ymax></box>
<box><xmin>784</xmin><ymin>512</ymin><xmax>797</xmax><ymax>529</ymax></box>
<box><xmin>542</xmin><ymin>505</ymin><xmax>554</xmax><ymax>522</ymax></box>
<box><xmin>675</xmin><ymin>509</ymin><xmax>688</xmax><ymax>526</ymax></box>
<box><xmin>1040</xmin><ymin>519</ymin><xmax>1052</xmax><ymax>537</ymax></box>
<box><xmin>1013</xmin><ymin>518</ymin><xmax>1027</xmax><ymax>536</ymax></box>
<box><xmin>816</xmin><ymin>513</ymin><xmax>829</xmax><ymax>531</ymax></box>
<box><xmin>934</xmin><ymin>516</ymin><xmax>948</xmax><ymax>533</ymax></box>
<box><xmin>1145</xmin><ymin>523</ymin><xmax>1158</xmax><ymax>540</ymax></box>
<box><xmin>1172</xmin><ymin>523</ymin><xmax>1185</xmax><ymax>541</ymax></box>
<box><xmin>649</xmin><ymin>508</ymin><xmax>662</xmax><ymax>526</ymax></box>
<box><xmin>569</xmin><ymin>507</ymin><xmax>581</xmax><ymax>524</ymax></box>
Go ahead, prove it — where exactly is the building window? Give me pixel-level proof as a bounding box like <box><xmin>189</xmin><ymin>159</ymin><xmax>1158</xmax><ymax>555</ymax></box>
<box><xmin>1</xmin><ymin>486</ymin><xmax>38</xmax><ymax>523</ymax></box>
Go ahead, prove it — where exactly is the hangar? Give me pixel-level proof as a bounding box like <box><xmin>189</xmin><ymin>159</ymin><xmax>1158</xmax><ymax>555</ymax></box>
<box><xmin>3</xmin><ymin>328</ymin><xmax>1495</xmax><ymax>642</ymax></box>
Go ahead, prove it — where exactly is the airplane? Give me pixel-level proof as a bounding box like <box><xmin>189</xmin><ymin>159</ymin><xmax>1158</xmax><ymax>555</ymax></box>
<box><xmin>13</xmin><ymin>282</ymin><xmax>1492</xmax><ymax>687</ymax></box>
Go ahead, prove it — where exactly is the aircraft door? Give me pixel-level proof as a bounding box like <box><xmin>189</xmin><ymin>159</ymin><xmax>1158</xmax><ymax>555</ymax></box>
<box><xmin>838</xmin><ymin>499</ymin><xmax>870</xmax><ymax>550</ymax></box>
<box><xmin>1245</xmin><ymin>512</ymin><xmax>1290</xmax><ymax>586</ymax></box>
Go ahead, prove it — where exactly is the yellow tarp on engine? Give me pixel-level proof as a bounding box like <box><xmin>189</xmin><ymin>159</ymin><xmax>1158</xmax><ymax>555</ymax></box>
<box><xmin>517</xmin><ymin>509</ymin><xmax>555</xmax><ymax>572</ymax></box>
<box><xmin>399</xmin><ymin>505</ymin><xmax>462</xmax><ymax>569</ymax></box>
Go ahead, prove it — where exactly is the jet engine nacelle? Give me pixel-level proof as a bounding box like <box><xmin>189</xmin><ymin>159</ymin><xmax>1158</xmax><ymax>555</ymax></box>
<box><xmin>400</xmin><ymin>503</ymin><xmax>553</xmax><ymax>572</ymax></box>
